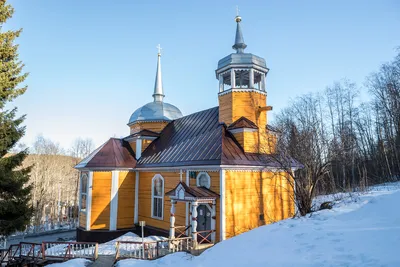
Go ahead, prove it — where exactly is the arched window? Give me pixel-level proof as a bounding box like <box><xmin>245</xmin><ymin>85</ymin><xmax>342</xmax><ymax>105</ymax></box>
<box><xmin>196</xmin><ymin>172</ymin><xmax>211</xmax><ymax>189</ymax></box>
<box><xmin>80</xmin><ymin>172</ymin><xmax>88</xmax><ymax>213</ymax></box>
<box><xmin>151</xmin><ymin>174</ymin><xmax>164</xmax><ymax>219</ymax></box>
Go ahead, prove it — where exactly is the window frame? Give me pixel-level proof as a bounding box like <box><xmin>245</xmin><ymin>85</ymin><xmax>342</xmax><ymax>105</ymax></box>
<box><xmin>196</xmin><ymin>172</ymin><xmax>211</xmax><ymax>189</ymax></box>
<box><xmin>80</xmin><ymin>172</ymin><xmax>89</xmax><ymax>214</ymax></box>
<box><xmin>151</xmin><ymin>174</ymin><xmax>164</xmax><ymax>220</ymax></box>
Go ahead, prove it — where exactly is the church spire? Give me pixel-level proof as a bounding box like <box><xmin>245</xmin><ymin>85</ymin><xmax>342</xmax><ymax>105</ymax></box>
<box><xmin>232</xmin><ymin>8</ymin><xmax>247</xmax><ymax>53</ymax></box>
<box><xmin>153</xmin><ymin>44</ymin><xmax>165</xmax><ymax>102</ymax></box>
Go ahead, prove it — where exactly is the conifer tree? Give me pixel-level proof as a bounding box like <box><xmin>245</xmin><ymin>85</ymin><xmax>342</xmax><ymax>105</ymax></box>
<box><xmin>0</xmin><ymin>0</ymin><xmax>32</xmax><ymax>237</ymax></box>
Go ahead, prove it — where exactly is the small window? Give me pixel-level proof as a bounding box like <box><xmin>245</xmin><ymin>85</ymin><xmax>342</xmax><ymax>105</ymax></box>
<box><xmin>196</xmin><ymin>172</ymin><xmax>211</xmax><ymax>189</ymax></box>
<box><xmin>80</xmin><ymin>172</ymin><xmax>88</xmax><ymax>213</ymax></box>
<box><xmin>151</xmin><ymin>174</ymin><xmax>164</xmax><ymax>219</ymax></box>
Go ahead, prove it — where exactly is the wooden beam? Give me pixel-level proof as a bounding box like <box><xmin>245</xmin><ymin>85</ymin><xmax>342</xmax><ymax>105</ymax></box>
<box><xmin>258</xmin><ymin>106</ymin><xmax>273</xmax><ymax>112</ymax></box>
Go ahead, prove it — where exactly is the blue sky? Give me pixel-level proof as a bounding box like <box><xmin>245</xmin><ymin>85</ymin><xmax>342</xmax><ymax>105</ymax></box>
<box><xmin>6</xmin><ymin>0</ymin><xmax>400</xmax><ymax>150</ymax></box>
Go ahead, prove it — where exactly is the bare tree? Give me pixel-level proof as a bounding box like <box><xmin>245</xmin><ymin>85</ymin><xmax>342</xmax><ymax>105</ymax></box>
<box><xmin>69</xmin><ymin>137</ymin><xmax>95</xmax><ymax>219</ymax></box>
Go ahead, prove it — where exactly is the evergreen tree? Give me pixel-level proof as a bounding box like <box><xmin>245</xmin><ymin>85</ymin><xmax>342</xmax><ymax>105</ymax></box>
<box><xmin>0</xmin><ymin>0</ymin><xmax>32</xmax><ymax>237</ymax></box>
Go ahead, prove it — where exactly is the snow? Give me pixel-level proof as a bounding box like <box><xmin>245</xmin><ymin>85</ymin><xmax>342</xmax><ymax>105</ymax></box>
<box><xmin>46</xmin><ymin>258</ymin><xmax>91</xmax><ymax>266</ymax></box>
<box><xmin>47</xmin><ymin>182</ymin><xmax>400</xmax><ymax>266</ymax></box>
<box><xmin>97</xmin><ymin>232</ymin><xmax>166</xmax><ymax>255</ymax></box>
<box><xmin>117</xmin><ymin>182</ymin><xmax>400</xmax><ymax>267</ymax></box>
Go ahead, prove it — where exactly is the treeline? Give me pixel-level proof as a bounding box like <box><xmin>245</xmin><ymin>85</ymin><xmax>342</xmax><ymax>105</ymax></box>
<box><xmin>275</xmin><ymin>49</ymin><xmax>400</xmax><ymax>214</ymax></box>
<box><xmin>19</xmin><ymin>136</ymin><xmax>94</xmax><ymax>232</ymax></box>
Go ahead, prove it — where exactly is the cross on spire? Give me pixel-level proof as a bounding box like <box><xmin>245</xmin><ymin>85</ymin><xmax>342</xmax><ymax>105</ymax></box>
<box><xmin>157</xmin><ymin>44</ymin><xmax>162</xmax><ymax>56</ymax></box>
<box><xmin>236</xmin><ymin>5</ymin><xmax>240</xmax><ymax>16</ymax></box>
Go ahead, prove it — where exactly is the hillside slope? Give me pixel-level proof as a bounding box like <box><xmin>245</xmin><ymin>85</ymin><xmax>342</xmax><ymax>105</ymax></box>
<box><xmin>118</xmin><ymin>183</ymin><xmax>400</xmax><ymax>267</ymax></box>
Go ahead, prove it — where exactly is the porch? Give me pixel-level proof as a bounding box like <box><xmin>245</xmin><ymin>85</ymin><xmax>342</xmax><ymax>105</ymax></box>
<box><xmin>166</xmin><ymin>182</ymin><xmax>220</xmax><ymax>250</ymax></box>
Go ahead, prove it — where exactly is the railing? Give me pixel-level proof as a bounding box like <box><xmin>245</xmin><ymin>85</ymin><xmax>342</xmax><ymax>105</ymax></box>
<box><xmin>0</xmin><ymin>244</ymin><xmax>20</xmax><ymax>265</ymax></box>
<box><xmin>42</xmin><ymin>242</ymin><xmax>98</xmax><ymax>261</ymax></box>
<box><xmin>116</xmin><ymin>237</ymin><xmax>192</xmax><ymax>260</ymax></box>
<box><xmin>174</xmin><ymin>225</ymin><xmax>191</xmax><ymax>238</ymax></box>
<box><xmin>197</xmin><ymin>230</ymin><xmax>215</xmax><ymax>245</ymax></box>
<box><xmin>19</xmin><ymin>242</ymin><xmax>42</xmax><ymax>260</ymax></box>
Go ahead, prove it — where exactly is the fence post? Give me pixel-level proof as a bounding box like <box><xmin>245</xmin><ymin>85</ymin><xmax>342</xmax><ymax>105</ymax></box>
<box><xmin>156</xmin><ymin>241</ymin><xmax>159</xmax><ymax>258</ymax></box>
<box><xmin>115</xmin><ymin>242</ymin><xmax>119</xmax><ymax>260</ymax></box>
<box><xmin>41</xmin><ymin>243</ymin><xmax>46</xmax><ymax>260</ymax></box>
<box><xmin>94</xmin><ymin>243</ymin><xmax>98</xmax><ymax>260</ymax></box>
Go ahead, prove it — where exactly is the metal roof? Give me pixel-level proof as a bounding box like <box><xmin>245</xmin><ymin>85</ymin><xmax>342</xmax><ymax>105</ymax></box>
<box><xmin>166</xmin><ymin>182</ymin><xmax>220</xmax><ymax>199</ymax></box>
<box><xmin>138</xmin><ymin>107</ymin><xmax>303</xmax><ymax>168</ymax></box>
<box><xmin>75</xmin><ymin>138</ymin><xmax>136</xmax><ymax>169</ymax></box>
<box><xmin>77</xmin><ymin>107</ymin><xmax>301</xmax><ymax>169</ymax></box>
<box><xmin>128</xmin><ymin>101</ymin><xmax>183</xmax><ymax>125</ymax></box>
<box><xmin>216</xmin><ymin>53</ymin><xmax>267</xmax><ymax>72</ymax></box>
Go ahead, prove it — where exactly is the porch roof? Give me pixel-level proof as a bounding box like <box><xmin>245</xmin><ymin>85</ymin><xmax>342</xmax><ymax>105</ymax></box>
<box><xmin>166</xmin><ymin>182</ymin><xmax>219</xmax><ymax>202</ymax></box>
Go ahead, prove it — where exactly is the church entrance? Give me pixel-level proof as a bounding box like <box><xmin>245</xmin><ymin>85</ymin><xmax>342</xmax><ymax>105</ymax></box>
<box><xmin>196</xmin><ymin>204</ymin><xmax>212</xmax><ymax>242</ymax></box>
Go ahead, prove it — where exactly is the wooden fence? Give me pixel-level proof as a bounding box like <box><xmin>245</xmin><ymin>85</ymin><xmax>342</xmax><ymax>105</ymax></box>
<box><xmin>116</xmin><ymin>237</ymin><xmax>193</xmax><ymax>260</ymax></box>
<box><xmin>0</xmin><ymin>241</ymin><xmax>98</xmax><ymax>266</ymax></box>
<box><xmin>42</xmin><ymin>241</ymin><xmax>98</xmax><ymax>261</ymax></box>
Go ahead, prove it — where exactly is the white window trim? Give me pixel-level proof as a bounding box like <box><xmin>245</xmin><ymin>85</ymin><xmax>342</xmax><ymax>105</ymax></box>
<box><xmin>151</xmin><ymin>174</ymin><xmax>164</xmax><ymax>220</ymax></box>
<box><xmin>86</xmin><ymin>171</ymin><xmax>93</xmax><ymax>230</ymax></box>
<box><xmin>196</xmin><ymin>172</ymin><xmax>211</xmax><ymax>189</ymax></box>
<box><xmin>79</xmin><ymin>172</ymin><xmax>89</xmax><ymax>214</ymax></box>
<box><xmin>110</xmin><ymin>170</ymin><xmax>119</xmax><ymax>231</ymax></box>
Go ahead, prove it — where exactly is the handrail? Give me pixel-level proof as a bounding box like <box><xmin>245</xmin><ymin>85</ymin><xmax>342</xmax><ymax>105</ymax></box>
<box><xmin>175</xmin><ymin>225</ymin><xmax>191</xmax><ymax>238</ymax></box>
<box><xmin>116</xmin><ymin>237</ymin><xmax>193</xmax><ymax>260</ymax></box>
<box><xmin>197</xmin><ymin>230</ymin><xmax>215</xmax><ymax>244</ymax></box>
<box><xmin>1</xmin><ymin>241</ymin><xmax>99</xmax><ymax>265</ymax></box>
<box><xmin>42</xmin><ymin>241</ymin><xmax>98</xmax><ymax>261</ymax></box>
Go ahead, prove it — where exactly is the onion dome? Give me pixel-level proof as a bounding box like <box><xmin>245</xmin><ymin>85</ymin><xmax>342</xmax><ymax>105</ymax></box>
<box><xmin>128</xmin><ymin>45</ymin><xmax>183</xmax><ymax>126</ymax></box>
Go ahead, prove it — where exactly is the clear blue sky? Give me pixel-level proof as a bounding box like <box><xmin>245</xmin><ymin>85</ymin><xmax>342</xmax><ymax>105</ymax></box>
<box><xmin>6</xmin><ymin>0</ymin><xmax>400</xmax><ymax>150</ymax></box>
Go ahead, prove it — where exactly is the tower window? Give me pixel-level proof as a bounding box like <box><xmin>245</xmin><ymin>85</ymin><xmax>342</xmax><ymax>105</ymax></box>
<box><xmin>196</xmin><ymin>172</ymin><xmax>211</xmax><ymax>189</ymax></box>
<box><xmin>235</xmin><ymin>70</ymin><xmax>250</xmax><ymax>89</ymax></box>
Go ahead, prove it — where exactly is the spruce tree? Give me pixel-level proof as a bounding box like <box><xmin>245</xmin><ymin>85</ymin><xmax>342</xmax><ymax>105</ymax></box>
<box><xmin>0</xmin><ymin>0</ymin><xmax>32</xmax><ymax>237</ymax></box>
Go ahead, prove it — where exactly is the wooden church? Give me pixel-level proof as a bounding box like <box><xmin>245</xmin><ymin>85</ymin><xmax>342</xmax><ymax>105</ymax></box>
<box><xmin>75</xmin><ymin>15</ymin><xmax>301</xmax><ymax>244</ymax></box>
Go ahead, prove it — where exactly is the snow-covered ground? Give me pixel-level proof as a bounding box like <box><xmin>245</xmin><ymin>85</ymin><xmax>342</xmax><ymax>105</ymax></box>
<box><xmin>47</xmin><ymin>258</ymin><xmax>91</xmax><ymax>267</ymax></box>
<box><xmin>50</xmin><ymin>182</ymin><xmax>400</xmax><ymax>266</ymax></box>
<box><xmin>97</xmin><ymin>232</ymin><xmax>166</xmax><ymax>255</ymax></box>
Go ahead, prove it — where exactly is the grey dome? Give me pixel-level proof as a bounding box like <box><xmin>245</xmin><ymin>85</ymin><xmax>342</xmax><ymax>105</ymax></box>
<box><xmin>128</xmin><ymin>101</ymin><xmax>183</xmax><ymax>125</ymax></box>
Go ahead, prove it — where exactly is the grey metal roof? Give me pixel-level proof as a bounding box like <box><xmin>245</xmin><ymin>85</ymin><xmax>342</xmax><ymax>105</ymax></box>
<box><xmin>128</xmin><ymin>101</ymin><xmax>183</xmax><ymax>125</ymax></box>
<box><xmin>216</xmin><ymin>15</ymin><xmax>268</xmax><ymax>75</ymax></box>
<box><xmin>217</xmin><ymin>53</ymin><xmax>267</xmax><ymax>71</ymax></box>
<box><xmin>137</xmin><ymin>107</ymin><xmax>303</xmax><ymax>169</ymax></box>
<box><xmin>232</xmin><ymin>16</ymin><xmax>247</xmax><ymax>53</ymax></box>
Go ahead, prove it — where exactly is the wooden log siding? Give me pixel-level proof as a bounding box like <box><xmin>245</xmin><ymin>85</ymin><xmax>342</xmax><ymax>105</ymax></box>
<box><xmin>90</xmin><ymin>172</ymin><xmax>112</xmax><ymax>230</ymax></box>
<box><xmin>138</xmin><ymin>171</ymin><xmax>221</xmax><ymax>242</ymax></box>
<box><xmin>130</xmin><ymin>121</ymin><xmax>169</xmax><ymax>135</ymax></box>
<box><xmin>224</xmin><ymin>171</ymin><xmax>294</xmax><ymax>239</ymax></box>
<box><xmin>117</xmin><ymin>171</ymin><xmax>135</xmax><ymax>229</ymax></box>
<box><xmin>219</xmin><ymin>91</ymin><xmax>267</xmax><ymax>128</ymax></box>
<box><xmin>141</xmin><ymin>139</ymin><xmax>153</xmax><ymax>152</ymax></box>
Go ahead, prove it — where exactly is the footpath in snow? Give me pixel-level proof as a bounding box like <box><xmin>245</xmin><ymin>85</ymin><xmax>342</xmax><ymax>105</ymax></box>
<box><xmin>52</xmin><ymin>182</ymin><xmax>400</xmax><ymax>267</ymax></box>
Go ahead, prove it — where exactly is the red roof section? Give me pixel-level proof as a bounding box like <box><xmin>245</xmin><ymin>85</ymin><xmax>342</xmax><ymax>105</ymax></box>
<box><xmin>76</xmin><ymin>138</ymin><xmax>136</xmax><ymax>169</ymax></box>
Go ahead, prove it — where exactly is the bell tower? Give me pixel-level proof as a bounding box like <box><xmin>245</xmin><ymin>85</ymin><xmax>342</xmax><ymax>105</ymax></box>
<box><xmin>216</xmin><ymin>14</ymin><xmax>274</xmax><ymax>153</ymax></box>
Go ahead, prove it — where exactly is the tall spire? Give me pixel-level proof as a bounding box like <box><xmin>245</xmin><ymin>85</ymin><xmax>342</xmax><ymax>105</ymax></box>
<box><xmin>153</xmin><ymin>44</ymin><xmax>165</xmax><ymax>102</ymax></box>
<box><xmin>232</xmin><ymin>8</ymin><xmax>247</xmax><ymax>53</ymax></box>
